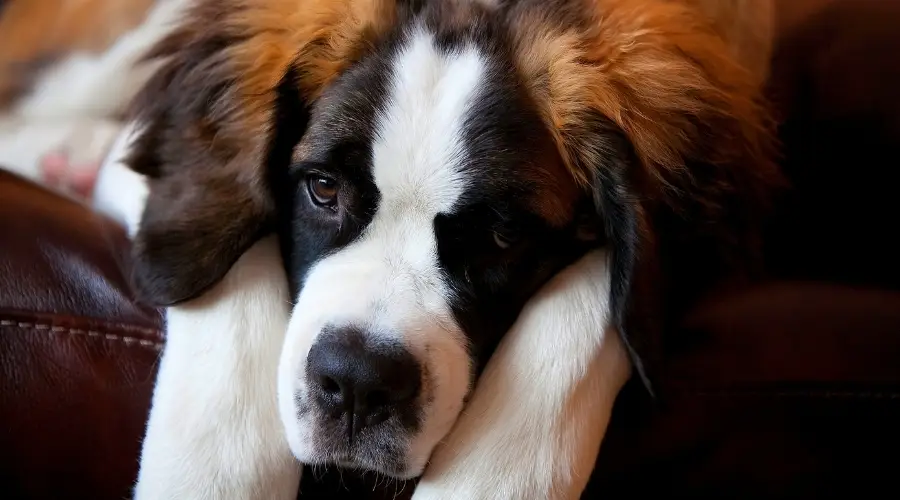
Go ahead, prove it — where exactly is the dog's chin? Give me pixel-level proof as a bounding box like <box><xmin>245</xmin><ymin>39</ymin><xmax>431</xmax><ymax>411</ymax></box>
<box><xmin>285</xmin><ymin>425</ymin><xmax>429</xmax><ymax>480</ymax></box>
<box><xmin>323</xmin><ymin>456</ymin><xmax>425</xmax><ymax>481</ymax></box>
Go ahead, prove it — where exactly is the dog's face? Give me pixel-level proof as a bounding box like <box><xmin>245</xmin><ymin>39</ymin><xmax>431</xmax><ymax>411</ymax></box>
<box><xmin>277</xmin><ymin>24</ymin><xmax>595</xmax><ymax>477</ymax></box>
<box><xmin>125</xmin><ymin>0</ymin><xmax>779</xmax><ymax>481</ymax></box>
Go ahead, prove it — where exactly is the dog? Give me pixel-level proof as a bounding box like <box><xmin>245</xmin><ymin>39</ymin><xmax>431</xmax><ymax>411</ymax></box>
<box><xmin>3</xmin><ymin>0</ymin><xmax>780</xmax><ymax>498</ymax></box>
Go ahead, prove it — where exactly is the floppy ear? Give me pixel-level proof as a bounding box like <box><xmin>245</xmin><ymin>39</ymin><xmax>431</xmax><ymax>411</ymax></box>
<box><xmin>508</xmin><ymin>0</ymin><xmax>783</xmax><ymax>392</ymax></box>
<box><xmin>125</xmin><ymin>37</ymin><xmax>283</xmax><ymax>306</ymax></box>
<box><xmin>566</xmin><ymin>114</ymin><xmax>665</xmax><ymax>393</ymax></box>
<box><xmin>124</xmin><ymin>0</ymin><xmax>398</xmax><ymax>306</ymax></box>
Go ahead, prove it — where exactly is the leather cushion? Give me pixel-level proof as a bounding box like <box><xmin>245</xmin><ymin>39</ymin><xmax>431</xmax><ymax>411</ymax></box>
<box><xmin>0</xmin><ymin>170</ymin><xmax>163</xmax><ymax>500</ymax></box>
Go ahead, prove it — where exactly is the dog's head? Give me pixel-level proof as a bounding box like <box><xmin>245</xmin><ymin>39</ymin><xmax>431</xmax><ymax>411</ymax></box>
<box><xmin>127</xmin><ymin>0</ymin><xmax>779</xmax><ymax>479</ymax></box>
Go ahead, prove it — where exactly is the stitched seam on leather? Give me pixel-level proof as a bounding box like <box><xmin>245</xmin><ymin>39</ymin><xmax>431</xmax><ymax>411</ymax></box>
<box><xmin>0</xmin><ymin>320</ymin><xmax>163</xmax><ymax>350</ymax></box>
<box><xmin>0</xmin><ymin>309</ymin><xmax>162</xmax><ymax>336</ymax></box>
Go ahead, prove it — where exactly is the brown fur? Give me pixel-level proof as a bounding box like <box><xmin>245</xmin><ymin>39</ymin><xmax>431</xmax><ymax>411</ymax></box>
<box><xmin>0</xmin><ymin>0</ymin><xmax>157</xmax><ymax>108</ymax></box>
<box><xmin>526</xmin><ymin>147</ymin><xmax>584</xmax><ymax>228</ymax></box>
<box><xmin>509</xmin><ymin>0</ymin><xmax>780</xmax><ymax>208</ymax></box>
<box><xmin>219</xmin><ymin>0</ymin><xmax>397</xmax><ymax>136</ymax></box>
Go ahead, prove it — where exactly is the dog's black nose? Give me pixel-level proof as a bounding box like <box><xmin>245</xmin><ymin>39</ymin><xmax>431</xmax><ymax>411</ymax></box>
<box><xmin>306</xmin><ymin>327</ymin><xmax>421</xmax><ymax>434</ymax></box>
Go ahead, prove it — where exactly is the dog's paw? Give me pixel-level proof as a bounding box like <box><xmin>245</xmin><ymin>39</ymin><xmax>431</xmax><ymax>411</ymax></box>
<box><xmin>412</xmin><ymin>250</ymin><xmax>631</xmax><ymax>500</ymax></box>
<box><xmin>411</xmin><ymin>444</ymin><xmax>535</xmax><ymax>500</ymax></box>
<box><xmin>39</xmin><ymin>119</ymin><xmax>122</xmax><ymax>199</ymax></box>
<box><xmin>410</xmin><ymin>393</ymin><xmax>567</xmax><ymax>500</ymax></box>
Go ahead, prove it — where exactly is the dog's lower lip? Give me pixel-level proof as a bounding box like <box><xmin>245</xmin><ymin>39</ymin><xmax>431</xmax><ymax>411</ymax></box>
<box><xmin>321</xmin><ymin>456</ymin><xmax>413</xmax><ymax>479</ymax></box>
<box><xmin>324</xmin><ymin>454</ymin><xmax>370</xmax><ymax>470</ymax></box>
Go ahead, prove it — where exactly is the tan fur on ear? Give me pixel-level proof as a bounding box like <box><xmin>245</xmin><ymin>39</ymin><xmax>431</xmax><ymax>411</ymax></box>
<box><xmin>509</xmin><ymin>0</ymin><xmax>779</xmax><ymax>208</ymax></box>
<box><xmin>139</xmin><ymin>0</ymin><xmax>399</xmax><ymax>154</ymax></box>
<box><xmin>211</xmin><ymin>0</ymin><xmax>397</xmax><ymax>135</ymax></box>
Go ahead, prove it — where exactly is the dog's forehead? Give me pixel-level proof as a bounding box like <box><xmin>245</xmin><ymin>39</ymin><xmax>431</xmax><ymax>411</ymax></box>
<box><xmin>369</xmin><ymin>25</ymin><xmax>485</xmax><ymax>213</ymax></box>
<box><xmin>293</xmin><ymin>18</ymin><xmax>578</xmax><ymax>223</ymax></box>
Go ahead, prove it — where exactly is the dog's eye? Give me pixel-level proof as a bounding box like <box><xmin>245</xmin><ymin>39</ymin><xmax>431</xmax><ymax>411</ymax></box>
<box><xmin>307</xmin><ymin>175</ymin><xmax>339</xmax><ymax>207</ymax></box>
<box><xmin>492</xmin><ymin>230</ymin><xmax>518</xmax><ymax>250</ymax></box>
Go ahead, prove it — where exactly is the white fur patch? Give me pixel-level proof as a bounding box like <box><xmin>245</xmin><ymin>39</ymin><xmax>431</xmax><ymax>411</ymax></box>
<box><xmin>413</xmin><ymin>249</ymin><xmax>632</xmax><ymax>500</ymax></box>
<box><xmin>278</xmin><ymin>26</ymin><xmax>486</xmax><ymax>477</ymax></box>
<box><xmin>93</xmin><ymin>122</ymin><xmax>148</xmax><ymax>235</ymax></box>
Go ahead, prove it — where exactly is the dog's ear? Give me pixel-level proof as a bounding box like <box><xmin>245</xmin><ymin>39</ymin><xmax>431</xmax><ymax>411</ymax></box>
<box><xmin>125</xmin><ymin>0</ymin><xmax>398</xmax><ymax>306</ymax></box>
<box><xmin>566</xmin><ymin>115</ymin><xmax>664</xmax><ymax>393</ymax></box>
<box><xmin>508</xmin><ymin>0</ymin><xmax>783</xmax><ymax>392</ymax></box>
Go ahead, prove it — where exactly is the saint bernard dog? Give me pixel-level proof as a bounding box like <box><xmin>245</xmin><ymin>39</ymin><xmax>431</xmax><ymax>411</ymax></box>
<box><xmin>1</xmin><ymin>0</ymin><xmax>781</xmax><ymax>498</ymax></box>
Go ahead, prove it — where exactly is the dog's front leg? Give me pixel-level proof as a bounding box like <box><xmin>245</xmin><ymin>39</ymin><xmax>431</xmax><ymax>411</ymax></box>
<box><xmin>412</xmin><ymin>249</ymin><xmax>632</xmax><ymax>500</ymax></box>
<box><xmin>133</xmin><ymin>235</ymin><xmax>301</xmax><ymax>500</ymax></box>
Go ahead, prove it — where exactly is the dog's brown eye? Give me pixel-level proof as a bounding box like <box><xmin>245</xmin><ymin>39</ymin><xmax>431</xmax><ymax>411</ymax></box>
<box><xmin>307</xmin><ymin>176</ymin><xmax>339</xmax><ymax>207</ymax></box>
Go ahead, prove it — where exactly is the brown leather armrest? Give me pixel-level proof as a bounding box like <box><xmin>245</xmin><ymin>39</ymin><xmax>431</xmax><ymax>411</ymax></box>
<box><xmin>0</xmin><ymin>170</ymin><xmax>163</xmax><ymax>500</ymax></box>
<box><xmin>589</xmin><ymin>283</ymin><xmax>900</xmax><ymax>498</ymax></box>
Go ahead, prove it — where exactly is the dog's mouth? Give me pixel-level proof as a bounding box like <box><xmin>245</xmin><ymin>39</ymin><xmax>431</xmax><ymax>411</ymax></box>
<box><xmin>320</xmin><ymin>457</ymin><xmax>416</xmax><ymax>480</ymax></box>
<box><xmin>310</xmin><ymin>427</ymin><xmax>419</xmax><ymax>479</ymax></box>
<box><xmin>298</xmin><ymin>390</ymin><xmax>424</xmax><ymax>479</ymax></box>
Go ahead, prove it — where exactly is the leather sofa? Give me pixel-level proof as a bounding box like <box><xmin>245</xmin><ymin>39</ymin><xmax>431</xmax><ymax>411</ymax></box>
<box><xmin>2</xmin><ymin>0</ymin><xmax>899</xmax><ymax>498</ymax></box>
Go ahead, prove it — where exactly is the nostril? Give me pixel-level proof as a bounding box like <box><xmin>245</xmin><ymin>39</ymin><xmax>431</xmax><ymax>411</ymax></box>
<box><xmin>320</xmin><ymin>376</ymin><xmax>341</xmax><ymax>395</ymax></box>
<box><xmin>365</xmin><ymin>389</ymin><xmax>389</xmax><ymax>409</ymax></box>
<box><xmin>391</xmin><ymin>378</ymin><xmax>420</xmax><ymax>404</ymax></box>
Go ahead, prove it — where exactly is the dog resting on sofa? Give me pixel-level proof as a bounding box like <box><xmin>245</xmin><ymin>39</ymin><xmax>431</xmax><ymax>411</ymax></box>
<box><xmin>85</xmin><ymin>0</ymin><xmax>781</xmax><ymax>498</ymax></box>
